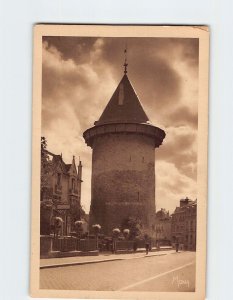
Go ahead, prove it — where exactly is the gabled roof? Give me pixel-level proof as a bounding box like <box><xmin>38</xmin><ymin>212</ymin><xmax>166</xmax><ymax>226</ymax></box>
<box><xmin>96</xmin><ymin>74</ymin><xmax>151</xmax><ymax>125</ymax></box>
<box><xmin>51</xmin><ymin>154</ymin><xmax>67</xmax><ymax>173</ymax></box>
<box><xmin>45</xmin><ymin>150</ymin><xmax>77</xmax><ymax>176</ymax></box>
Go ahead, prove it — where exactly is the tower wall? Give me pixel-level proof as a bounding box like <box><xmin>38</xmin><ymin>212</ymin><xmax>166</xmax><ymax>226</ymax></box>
<box><xmin>89</xmin><ymin>132</ymin><xmax>156</xmax><ymax>235</ymax></box>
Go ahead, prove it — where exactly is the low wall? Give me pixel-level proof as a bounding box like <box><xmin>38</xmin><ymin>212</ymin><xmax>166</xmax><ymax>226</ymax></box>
<box><xmin>114</xmin><ymin>240</ymin><xmax>162</xmax><ymax>252</ymax></box>
<box><xmin>115</xmin><ymin>241</ymin><xmax>134</xmax><ymax>250</ymax></box>
<box><xmin>40</xmin><ymin>236</ymin><xmax>98</xmax><ymax>258</ymax></box>
<box><xmin>40</xmin><ymin>236</ymin><xmax>52</xmax><ymax>256</ymax></box>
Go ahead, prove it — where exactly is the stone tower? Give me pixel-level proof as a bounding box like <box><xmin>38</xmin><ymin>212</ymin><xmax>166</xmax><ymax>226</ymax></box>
<box><xmin>83</xmin><ymin>66</ymin><xmax>165</xmax><ymax>235</ymax></box>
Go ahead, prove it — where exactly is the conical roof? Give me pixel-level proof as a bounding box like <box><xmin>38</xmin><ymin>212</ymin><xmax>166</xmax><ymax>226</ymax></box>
<box><xmin>96</xmin><ymin>75</ymin><xmax>150</xmax><ymax>125</ymax></box>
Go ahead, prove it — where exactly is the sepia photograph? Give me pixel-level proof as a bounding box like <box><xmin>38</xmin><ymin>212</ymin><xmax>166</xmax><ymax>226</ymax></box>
<box><xmin>30</xmin><ymin>25</ymin><xmax>209</xmax><ymax>299</ymax></box>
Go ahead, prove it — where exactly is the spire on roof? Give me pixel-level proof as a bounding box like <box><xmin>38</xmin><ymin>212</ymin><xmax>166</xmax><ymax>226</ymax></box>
<box><xmin>123</xmin><ymin>45</ymin><xmax>128</xmax><ymax>75</ymax></box>
<box><xmin>96</xmin><ymin>74</ymin><xmax>150</xmax><ymax>125</ymax></box>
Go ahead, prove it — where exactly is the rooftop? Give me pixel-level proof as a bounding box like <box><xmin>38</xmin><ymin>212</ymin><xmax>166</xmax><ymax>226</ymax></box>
<box><xmin>95</xmin><ymin>74</ymin><xmax>151</xmax><ymax>126</ymax></box>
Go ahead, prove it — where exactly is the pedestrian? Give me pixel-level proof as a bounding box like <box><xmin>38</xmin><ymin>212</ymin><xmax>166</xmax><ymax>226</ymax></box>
<box><xmin>175</xmin><ymin>241</ymin><xmax>179</xmax><ymax>253</ymax></box>
<box><xmin>145</xmin><ymin>240</ymin><xmax>150</xmax><ymax>255</ymax></box>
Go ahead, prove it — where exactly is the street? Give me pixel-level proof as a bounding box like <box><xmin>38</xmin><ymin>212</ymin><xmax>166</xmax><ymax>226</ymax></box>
<box><xmin>40</xmin><ymin>251</ymin><xmax>195</xmax><ymax>292</ymax></box>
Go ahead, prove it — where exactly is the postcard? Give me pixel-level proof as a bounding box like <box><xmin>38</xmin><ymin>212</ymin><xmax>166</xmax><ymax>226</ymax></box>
<box><xmin>30</xmin><ymin>24</ymin><xmax>209</xmax><ymax>299</ymax></box>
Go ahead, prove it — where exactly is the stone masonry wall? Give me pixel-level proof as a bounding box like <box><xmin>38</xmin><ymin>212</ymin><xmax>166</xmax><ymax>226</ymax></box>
<box><xmin>89</xmin><ymin>132</ymin><xmax>156</xmax><ymax>235</ymax></box>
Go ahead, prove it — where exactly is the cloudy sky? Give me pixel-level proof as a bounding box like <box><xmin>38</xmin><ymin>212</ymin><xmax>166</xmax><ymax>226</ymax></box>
<box><xmin>42</xmin><ymin>36</ymin><xmax>198</xmax><ymax>213</ymax></box>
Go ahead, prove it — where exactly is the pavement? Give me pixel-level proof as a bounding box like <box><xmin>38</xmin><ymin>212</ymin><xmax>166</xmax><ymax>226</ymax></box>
<box><xmin>40</xmin><ymin>251</ymin><xmax>196</xmax><ymax>291</ymax></box>
<box><xmin>40</xmin><ymin>248</ymin><xmax>174</xmax><ymax>269</ymax></box>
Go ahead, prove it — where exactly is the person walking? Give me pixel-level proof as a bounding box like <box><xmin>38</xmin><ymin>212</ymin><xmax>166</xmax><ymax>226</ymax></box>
<box><xmin>175</xmin><ymin>241</ymin><xmax>179</xmax><ymax>253</ymax></box>
<box><xmin>145</xmin><ymin>240</ymin><xmax>150</xmax><ymax>255</ymax></box>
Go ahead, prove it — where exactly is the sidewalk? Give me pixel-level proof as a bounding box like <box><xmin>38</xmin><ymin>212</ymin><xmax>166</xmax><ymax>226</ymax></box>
<box><xmin>40</xmin><ymin>248</ymin><xmax>175</xmax><ymax>269</ymax></box>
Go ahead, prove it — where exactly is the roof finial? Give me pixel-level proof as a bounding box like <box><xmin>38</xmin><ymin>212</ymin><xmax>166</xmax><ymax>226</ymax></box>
<box><xmin>123</xmin><ymin>44</ymin><xmax>128</xmax><ymax>75</ymax></box>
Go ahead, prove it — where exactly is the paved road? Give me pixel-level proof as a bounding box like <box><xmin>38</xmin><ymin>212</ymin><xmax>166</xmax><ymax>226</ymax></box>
<box><xmin>40</xmin><ymin>251</ymin><xmax>195</xmax><ymax>292</ymax></box>
<box><xmin>40</xmin><ymin>249</ymin><xmax>173</xmax><ymax>268</ymax></box>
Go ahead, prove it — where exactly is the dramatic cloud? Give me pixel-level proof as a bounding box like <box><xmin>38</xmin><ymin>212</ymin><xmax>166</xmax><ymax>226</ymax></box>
<box><xmin>42</xmin><ymin>36</ymin><xmax>198</xmax><ymax>213</ymax></box>
<box><xmin>155</xmin><ymin>161</ymin><xmax>197</xmax><ymax>212</ymax></box>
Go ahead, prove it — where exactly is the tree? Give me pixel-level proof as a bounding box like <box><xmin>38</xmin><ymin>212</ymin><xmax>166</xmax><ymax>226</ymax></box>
<box><xmin>123</xmin><ymin>228</ymin><xmax>130</xmax><ymax>240</ymax></box>
<box><xmin>54</xmin><ymin>216</ymin><xmax>64</xmax><ymax>238</ymax></box>
<box><xmin>112</xmin><ymin>228</ymin><xmax>121</xmax><ymax>239</ymax></box>
<box><xmin>40</xmin><ymin>137</ymin><xmax>52</xmax><ymax>201</ymax></box>
<box><xmin>92</xmin><ymin>224</ymin><xmax>101</xmax><ymax>249</ymax></box>
<box><xmin>40</xmin><ymin>137</ymin><xmax>53</xmax><ymax>235</ymax></box>
<box><xmin>112</xmin><ymin>228</ymin><xmax>121</xmax><ymax>253</ymax></box>
<box><xmin>74</xmin><ymin>220</ymin><xmax>84</xmax><ymax>239</ymax></box>
<box><xmin>92</xmin><ymin>224</ymin><xmax>101</xmax><ymax>235</ymax></box>
<box><xmin>40</xmin><ymin>199</ymin><xmax>54</xmax><ymax>235</ymax></box>
<box><xmin>121</xmin><ymin>216</ymin><xmax>143</xmax><ymax>239</ymax></box>
<box><xmin>70</xmin><ymin>203</ymin><xmax>86</xmax><ymax>231</ymax></box>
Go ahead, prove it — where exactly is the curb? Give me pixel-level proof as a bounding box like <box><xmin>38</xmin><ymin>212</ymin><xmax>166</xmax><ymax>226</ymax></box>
<box><xmin>40</xmin><ymin>257</ymin><xmax>123</xmax><ymax>269</ymax></box>
<box><xmin>40</xmin><ymin>251</ymin><xmax>172</xmax><ymax>269</ymax></box>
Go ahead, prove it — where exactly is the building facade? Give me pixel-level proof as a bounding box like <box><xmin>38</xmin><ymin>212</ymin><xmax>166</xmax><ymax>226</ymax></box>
<box><xmin>171</xmin><ymin>197</ymin><xmax>197</xmax><ymax>251</ymax></box>
<box><xmin>40</xmin><ymin>150</ymin><xmax>83</xmax><ymax>236</ymax></box>
<box><xmin>154</xmin><ymin>209</ymin><xmax>172</xmax><ymax>244</ymax></box>
<box><xmin>83</xmin><ymin>68</ymin><xmax>165</xmax><ymax>235</ymax></box>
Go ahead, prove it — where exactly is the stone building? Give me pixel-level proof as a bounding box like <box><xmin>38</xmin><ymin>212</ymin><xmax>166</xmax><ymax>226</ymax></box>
<box><xmin>154</xmin><ymin>209</ymin><xmax>172</xmax><ymax>244</ymax></box>
<box><xmin>40</xmin><ymin>150</ymin><xmax>83</xmax><ymax>236</ymax></box>
<box><xmin>171</xmin><ymin>197</ymin><xmax>197</xmax><ymax>250</ymax></box>
<box><xmin>83</xmin><ymin>65</ymin><xmax>165</xmax><ymax>235</ymax></box>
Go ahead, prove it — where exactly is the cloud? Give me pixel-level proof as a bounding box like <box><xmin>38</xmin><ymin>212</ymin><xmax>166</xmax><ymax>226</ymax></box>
<box><xmin>41</xmin><ymin>36</ymin><xmax>198</xmax><ymax>213</ymax></box>
<box><xmin>156</xmin><ymin>161</ymin><xmax>197</xmax><ymax>212</ymax></box>
<box><xmin>166</xmin><ymin>106</ymin><xmax>198</xmax><ymax>129</ymax></box>
<box><xmin>42</xmin><ymin>40</ymin><xmax>117</xmax><ymax>130</ymax></box>
<box><xmin>156</xmin><ymin>125</ymin><xmax>197</xmax><ymax>180</ymax></box>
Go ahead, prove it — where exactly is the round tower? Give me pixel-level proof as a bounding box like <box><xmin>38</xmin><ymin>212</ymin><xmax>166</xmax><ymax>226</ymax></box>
<box><xmin>83</xmin><ymin>68</ymin><xmax>165</xmax><ymax>235</ymax></box>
